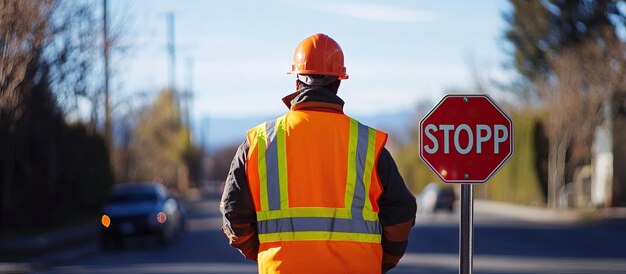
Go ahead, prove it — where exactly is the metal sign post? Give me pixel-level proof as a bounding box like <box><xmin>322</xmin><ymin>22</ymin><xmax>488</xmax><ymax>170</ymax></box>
<box><xmin>459</xmin><ymin>184</ymin><xmax>474</xmax><ymax>274</ymax></box>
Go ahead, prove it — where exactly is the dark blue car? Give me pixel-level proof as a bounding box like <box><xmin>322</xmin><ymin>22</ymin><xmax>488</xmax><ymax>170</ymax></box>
<box><xmin>100</xmin><ymin>182</ymin><xmax>185</xmax><ymax>249</ymax></box>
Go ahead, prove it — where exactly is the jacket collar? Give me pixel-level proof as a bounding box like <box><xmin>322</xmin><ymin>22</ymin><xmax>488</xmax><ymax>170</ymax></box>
<box><xmin>281</xmin><ymin>86</ymin><xmax>344</xmax><ymax>113</ymax></box>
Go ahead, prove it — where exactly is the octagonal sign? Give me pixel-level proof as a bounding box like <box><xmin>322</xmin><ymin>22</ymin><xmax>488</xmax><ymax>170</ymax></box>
<box><xmin>419</xmin><ymin>94</ymin><xmax>513</xmax><ymax>183</ymax></box>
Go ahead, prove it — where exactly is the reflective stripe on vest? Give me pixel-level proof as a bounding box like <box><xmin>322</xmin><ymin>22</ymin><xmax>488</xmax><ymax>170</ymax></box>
<box><xmin>252</xmin><ymin>116</ymin><xmax>381</xmax><ymax>243</ymax></box>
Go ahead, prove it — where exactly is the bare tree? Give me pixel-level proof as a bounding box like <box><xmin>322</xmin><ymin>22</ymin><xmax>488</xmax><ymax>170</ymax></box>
<box><xmin>0</xmin><ymin>1</ymin><xmax>54</xmax><ymax>120</ymax></box>
<box><xmin>539</xmin><ymin>33</ymin><xmax>626</xmax><ymax>208</ymax></box>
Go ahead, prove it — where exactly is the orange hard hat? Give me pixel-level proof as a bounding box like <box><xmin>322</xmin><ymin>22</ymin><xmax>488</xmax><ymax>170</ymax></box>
<box><xmin>288</xmin><ymin>33</ymin><xmax>348</xmax><ymax>80</ymax></box>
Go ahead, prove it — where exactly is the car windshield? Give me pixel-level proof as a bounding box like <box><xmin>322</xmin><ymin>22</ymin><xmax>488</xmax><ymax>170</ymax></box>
<box><xmin>107</xmin><ymin>192</ymin><xmax>158</xmax><ymax>204</ymax></box>
<box><xmin>438</xmin><ymin>189</ymin><xmax>455</xmax><ymax>197</ymax></box>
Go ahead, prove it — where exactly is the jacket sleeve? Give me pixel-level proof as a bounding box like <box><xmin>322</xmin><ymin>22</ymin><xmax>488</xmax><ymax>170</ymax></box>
<box><xmin>376</xmin><ymin>148</ymin><xmax>417</xmax><ymax>273</ymax></box>
<box><xmin>220</xmin><ymin>141</ymin><xmax>259</xmax><ymax>261</ymax></box>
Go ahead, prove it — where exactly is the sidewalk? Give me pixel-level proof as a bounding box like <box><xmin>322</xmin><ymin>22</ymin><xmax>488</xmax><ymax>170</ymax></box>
<box><xmin>0</xmin><ymin>222</ymin><xmax>99</xmax><ymax>273</ymax></box>
<box><xmin>474</xmin><ymin>199</ymin><xmax>626</xmax><ymax>223</ymax></box>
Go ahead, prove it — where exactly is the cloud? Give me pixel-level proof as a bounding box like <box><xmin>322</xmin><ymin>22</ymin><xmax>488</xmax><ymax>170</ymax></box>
<box><xmin>305</xmin><ymin>2</ymin><xmax>435</xmax><ymax>23</ymax></box>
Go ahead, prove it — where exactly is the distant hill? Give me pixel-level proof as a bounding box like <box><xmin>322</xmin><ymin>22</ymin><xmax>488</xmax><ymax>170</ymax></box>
<box><xmin>195</xmin><ymin>110</ymin><xmax>417</xmax><ymax>153</ymax></box>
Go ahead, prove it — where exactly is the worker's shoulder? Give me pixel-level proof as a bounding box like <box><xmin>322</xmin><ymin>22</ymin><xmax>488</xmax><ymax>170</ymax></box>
<box><xmin>247</xmin><ymin>114</ymin><xmax>387</xmax><ymax>135</ymax></box>
<box><xmin>346</xmin><ymin>116</ymin><xmax>388</xmax><ymax>135</ymax></box>
<box><xmin>246</xmin><ymin>114</ymin><xmax>288</xmax><ymax>133</ymax></box>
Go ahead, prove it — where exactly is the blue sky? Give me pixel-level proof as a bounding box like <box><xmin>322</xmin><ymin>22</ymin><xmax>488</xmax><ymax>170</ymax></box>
<box><xmin>111</xmin><ymin>0</ymin><xmax>512</xmax><ymax>121</ymax></box>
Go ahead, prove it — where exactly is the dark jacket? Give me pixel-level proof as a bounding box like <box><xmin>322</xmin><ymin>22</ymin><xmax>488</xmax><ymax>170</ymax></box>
<box><xmin>221</xmin><ymin>86</ymin><xmax>417</xmax><ymax>273</ymax></box>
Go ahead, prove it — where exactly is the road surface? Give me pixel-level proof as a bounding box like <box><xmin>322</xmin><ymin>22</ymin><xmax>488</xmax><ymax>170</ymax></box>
<box><xmin>36</xmin><ymin>190</ymin><xmax>626</xmax><ymax>274</ymax></box>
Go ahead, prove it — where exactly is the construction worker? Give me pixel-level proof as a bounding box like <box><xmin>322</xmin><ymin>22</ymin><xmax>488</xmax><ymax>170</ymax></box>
<box><xmin>221</xmin><ymin>33</ymin><xmax>416</xmax><ymax>274</ymax></box>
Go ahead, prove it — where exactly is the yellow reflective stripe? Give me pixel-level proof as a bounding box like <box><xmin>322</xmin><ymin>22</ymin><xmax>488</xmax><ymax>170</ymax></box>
<box><xmin>276</xmin><ymin>116</ymin><xmax>289</xmax><ymax>209</ymax></box>
<box><xmin>362</xmin><ymin>128</ymin><xmax>377</xmax><ymax>221</ymax></box>
<box><xmin>259</xmin><ymin>231</ymin><xmax>381</xmax><ymax>243</ymax></box>
<box><xmin>257</xmin><ymin>207</ymin><xmax>352</xmax><ymax>221</ymax></box>
<box><xmin>256</xmin><ymin>123</ymin><xmax>269</xmax><ymax>211</ymax></box>
<box><xmin>363</xmin><ymin>211</ymin><xmax>378</xmax><ymax>221</ymax></box>
<box><xmin>344</xmin><ymin>119</ymin><xmax>359</xmax><ymax>218</ymax></box>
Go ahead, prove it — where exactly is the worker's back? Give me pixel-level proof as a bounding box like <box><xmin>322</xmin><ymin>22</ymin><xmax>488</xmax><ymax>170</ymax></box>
<box><xmin>246</xmin><ymin>109</ymin><xmax>387</xmax><ymax>274</ymax></box>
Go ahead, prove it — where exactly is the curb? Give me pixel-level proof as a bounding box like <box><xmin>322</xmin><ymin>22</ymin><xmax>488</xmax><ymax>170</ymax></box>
<box><xmin>474</xmin><ymin>199</ymin><xmax>626</xmax><ymax>223</ymax></box>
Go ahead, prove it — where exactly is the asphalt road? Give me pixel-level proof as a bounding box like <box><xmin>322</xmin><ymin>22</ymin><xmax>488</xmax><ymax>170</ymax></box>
<box><xmin>395</xmin><ymin>213</ymin><xmax>626</xmax><ymax>273</ymax></box>
<box><xmin>36</xmin><ymin>191</ymin><xmax>626</xmax><ymax>274</ymax></box>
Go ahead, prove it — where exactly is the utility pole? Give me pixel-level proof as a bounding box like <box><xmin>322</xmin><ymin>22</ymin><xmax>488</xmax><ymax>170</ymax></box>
<box><xmin>103</xmin><ymin>0</ymin><xmax>112</xmax><ymax>149</ymax></box>
<box><xmin>184</xmin><ymin>57</ymin><xmax>194</xmax><ymax>144</ymax></box>
<box><xmin>167</xmin><ymin>12</ymin><xmax>179</xmax><ymax>115</ymax></box>
<box><xmin>167</xmin><ymin>12</ymin><xmax>189</xmax><ymax>197</ymax></box>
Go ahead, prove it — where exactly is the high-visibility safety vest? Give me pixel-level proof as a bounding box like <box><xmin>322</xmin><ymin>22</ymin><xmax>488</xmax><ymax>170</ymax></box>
<box><xmin>246</xmin><ymin>110</ymin><xmax>388</xmax><ymax>274</ymax></box>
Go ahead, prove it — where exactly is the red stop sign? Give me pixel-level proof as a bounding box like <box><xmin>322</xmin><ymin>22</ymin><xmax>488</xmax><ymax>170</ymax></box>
<box><xmin>419</xmin><ymin>94</ymin><xmax>513</xmax><ymax>183</ymax></box>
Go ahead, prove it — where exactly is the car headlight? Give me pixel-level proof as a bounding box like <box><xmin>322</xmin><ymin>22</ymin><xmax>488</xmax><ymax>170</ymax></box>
<box><xmin>101</xmin><ymin>214</ymin><xmax>111</xmax><ymax>228</ymax></box>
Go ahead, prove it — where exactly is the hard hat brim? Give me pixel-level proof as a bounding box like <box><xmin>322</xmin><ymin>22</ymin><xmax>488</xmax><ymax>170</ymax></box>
<box><xmin>287</xmin><ymin>70</ymin><xmax>348</xmax><ymax>80</ymax></box>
